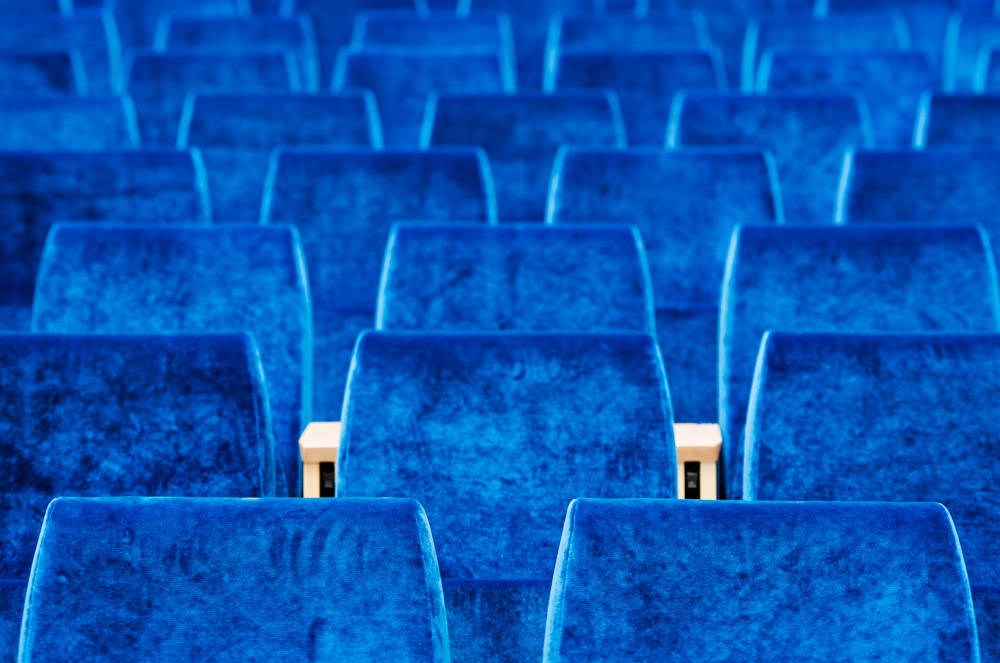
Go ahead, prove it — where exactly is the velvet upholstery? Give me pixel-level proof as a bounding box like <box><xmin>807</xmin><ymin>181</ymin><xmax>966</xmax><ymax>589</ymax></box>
<box><xmin>821</xmin><ymin>0</ymin><xmax>952</xmax><ymax>64</ymax></box>
<box><xmin>156</xmin><ymin>15</ymin><xmax>320</xmax><ymax>91</ymax></box>
<box><xmin>180</xmin><ymin>92</ymin><xmax>380</xmax><ymax>220</ymax></box>
<box><xmin>759</xmin><ymin>52</ymin><xmax>933</xmax><ymax>147</ymax></box>
<box><xmin>745</xmin><ymin>332</ymin><xmax>1000</xmax><ymax>658</ymax></box>
<box><xmin>547</xmin><ymin>14</ymin><xmax>706</xmax><ymax>56</ymax></box>
<box><xmin>974</xmin><ymin>586</ymin><xmax>1000</xmax><ymax>663</ymax></box>
<box><xmin>920</xmin><ymin>95</ymin><xmax>1000</xmax><ymax>147</ymax></box>
<box><xmin>262</xmin><ymin>148</ymin><xmax>494</xmax><ymax>418</ymax></box>
<box><xmin>377</xmin><ymin>223</ymin><xmax>655</xmax><ymax>333</ymax></box>
<box><xmin>669</xmin><ymin>93</ymin><xmax>871</xmax><ymax>222</ymax></box>
<box><xmin>425</xmin><ymin>92</ymin><xmax>624</xmax><ymax>220</ymax></box>
<box><xmin>20</xmin><ymin>497</ymin><xmax>449</xmax><ymax>663</ymax></box>
<box><xmin>545</xmin><ymin>499</ymin><xmax>979</xmax><ymax>662</ymax></box>
<box><xmin>338</xmin><ymin>332</ymin><xmax>676</xmax><ymax>661</ymax></box>
<box><xmin>0</xmin><ymin>11</ymin><xmax>119</xmax><ymax>93</ymax></box>
<box><xmin>127</xmin><ymin>51</ymin><xmax>298</xmax><ymax>145</ymax></box>
<box><xmin>333</xmin><ymin>49</ymin><xmax>513</xmax><ymax>147</ymax></box>
<box><xmin>0</xmin><ymin>333</ymin><xmax>279</xmax><ymax>661</ymax></box>
<box><xmin>945</xmin><ymin>14</ymin><xmax>1000</xmax><ymax>91</ymax></box>
<box><xmin>548</xmin><ymin>147</ymin><xmax>781</xmax><ymax>422</ymax></box>
<box><xmin>0</xmin><ymin>149</ymin><xmax>210</xmax><ymax>331</ymax></box>
<box><xmin>720</xmin><ymin>224</ymin><xmax>1000</xmax><ymax>498</ymax></box>
<box><xmin>33</xmin><ymin>224</ymin><xmax>311</xmax><ymax>497</ymax></box>
<box><xmin>0</xmin><ymin>97</ymin><xmax>138</xmax><ymax>149</ymax></box>
<box><xmin>110</xmin><ymin>0</ymin><xmax>243</xmax><ymax>48</ymax></box>
<box><xmin>444</xmin><ymin>579</ymin><xmax>549</xmax><ymax>663</ymax></box>
<box><xmin>545</xmin><ymin>51</ymin><xmax>723</xmax><ymax>146</ymax></box>
<box><xmin>0</xmin><ymin>52</ymin><xmax>82</xmax><ymax>95</ymax></box>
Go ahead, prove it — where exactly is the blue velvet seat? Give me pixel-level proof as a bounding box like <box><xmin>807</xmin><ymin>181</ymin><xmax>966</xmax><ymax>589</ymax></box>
<box><xmin>976</xmin><ymin>47</ymin><xmax>1000</xmax><ymax>92</ymax></box>
<box><xmin>758</xmin><ymin>51</ymin><xmax>933</xmax><ymax>147</ymax></box>
<box><xmin>818</xmin><ymin>0</ymin><xmax>954</xmax><ymax>60</ymax></box>
<box><xmin>20</xmin><ymin>497</ymin><xmax>448</xmax><ymax>662</ymax></box>
<box><xmin>838</xmin><ymin>149</ymin><xmax>1000</xmax><ymax>260</ymax></box>
<box><xmin>0</xmin><ymin>96</ymin><xmax>139</xmax><ymax>149</ymax></box>
<box><xmin>744</xmin><ymin>13</ymin><xmax>909</xmax><ymax>91</ymax></box>
<box><xmin>944</xmin><ymin>13</ymin><xmax>1000</xmax><ymax>91</ymax></box>
<box><xmin>0</xmin><ymin>52</ymin><xmax>84</xmax><ymax>95</ymax></box>
<box><xmin>918</xmin><ymin>94</ymin><xmax>1000</xmax><ymax>147</ymax></box>
<box><xmin>0</xmin><ymin>11</ymin><xmax>120</xmax><ymax>93</ymax></box>
<box><xmin>110</xmin><ymin>0</ymin><xmax>246</xmax><ymax>49</ymax></box>
<box><xmin>262</xmin><ymin>148</ymin><xmax>495</xmax><ymax>419</ymax></box>
<box><xmin>548</xmin><ymin>147</ymin><xmax>781</xmax><ymax>423</ymax></box>
<box><xmin>376</xmin><ymin>223</ymin><xmax>655</xmax><ymax>333</ymax></box>
<box><xmin>545</xmin><ymin>50</ymin><xmax>723</xmax><ymax>145</ymax></box>
<box><xmin>338</xmin><ymin>331</ymin><xmax>676</xmax><ymax>662</ymax></box>
<box><xmin>333</xmin><ymin>49</ymin><xmax>513</xmax><ymax>147</ymax></box>
<box><xmin>33</xmin><ymin>224</ymin><xmax>311</xmax><ymax>497</ymax></box>
<box><xmin>155</xmin><ymin>14</ymin><xmax>320</xmax><ymax>91</ymax></box>
<box><xmin>720</xmin><ymin>224</ymin><xmax>1000</xmax><ymax>498</ymax></box>
<box><xmin>127</xmin><ymin>51</ymin><xmax>299</xmax><ymax>145</ymax></box>
<box><xmin>424</xmin><ymin>92</ymin><xmax>624</xmax><ymax>220</ymax></box>
<box><xmin>668</xmin><ymin>92</ymin><xmax>871</xmax><ymax>222</ymax></box>
<box><xmin>745</xmin><ymin>332</ymin><xmax>1000</xmax><ymax>660</ymax></box>
<box><xmin>0</xmin><ymin>149</ymin><xmax>210</xmax><ymax>331</ymax></box>
<box><xmin>545</xmin><ymin>499</ymin><xmax>979</xmax><ymax>662</ymax></box>
<box><xmin>179</xmin><ymin>92</ymin><xmax>380</xmax><ymax>220</ymax></box>
<box><xmin>0</xmin><ymin>333</ymin><xmax>281</xmax><ymax>661</ymax></box>
<box><xmin>545</xmin><ymin>13</ymin><xmax>708</xmax><ymax>56</ymax></box>
<box><xmin>0</xmin><ymin>0</ymin><xmax>63</xmax><ymax>10</ymax></box>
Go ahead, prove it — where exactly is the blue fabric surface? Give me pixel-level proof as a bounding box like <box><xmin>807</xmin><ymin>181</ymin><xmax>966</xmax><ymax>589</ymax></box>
<box><xmin>669</xmin><ymin>93</ymin><xmax>871</xmax><ymax>222</ymax></box>
<box><xmin>545</xmin><ymin>499</ymin><xmax>979</xmax><ymax>662</ymax></box>
<box><xmin>0</xmin><ymin>11</ymin><xmax>119</xmax><ymax>93</ymax></box>
<box><xmin>550</xmin><ymin>14</ymin><xmax>705</xmax><ymax>54</ymax></box>
<box><xmin>760</xmin><ymin>52</ymin><xmax>933</xmax><ymax>147</ymax></box>
<box><xmin>377</xmin><ymin>223</ymin><xmax>655</xmax><ymax>333</ymax></box>
<box><xmin>746</xmin><ymin>333</ymin><xmax>1000</xmax><ymax>658</ymax></box>
<box><xmin>546</xmin><ymin>51</ymin><xmax>723</xmax><ymax>145</ymax></box>
<box><xmin>444</xmin><ymin>579</ymin><xmax>549</xmax><ymax>663</ymax></box>
<box><xmin>158</xmin><ymin>15</ymin><xmax>320</xmax><ymax>91</ymax></box>
<box><xmin>312</xmin><ymin>310</ymin><xmax>372</xmax><ymax>421</ymax></box>
<box><xmin>921</xmin><ymin>95</ymin><xmax>1000</xmax><ymax>147</ymax></box>
<box><xmin>20</xmin><ymin>497</ymin><xmax>449</xmax><ymax>663</ymax></box>
<box><xmin>974</xmin><ymin>585</ymin><xmax>1000</xmax><ymax>663</ymax></box>
<box><xmin>339</xmin><ymin>331</ymin><xmax>675</xmax><ymax>661</ymax></box>
<box><xmin>946</xmin><ymin>14</ymin><xmax>1000</xmax><ymax>91</ymax></box>
<box><xmin>548</xmin><ymin>147</ymin><xmax>781</xmax><ymax>422</ymax></box>
<box><xmin>0</xmin><ymin>52</ymin><xmax>82</xmax><ymax>95</ymax></box>
<box><xmin>821</xmin><ymin>0</ymin><xmax>952</xmax><ymax>64</ymax></box>
<box><xmin>0</xmin><ymin>149</ymin><xmax>210</xmax><ymax>320</ymax></box>
<box><xmin>180</xmin><ymin>92</ymin><xmax>380</xmax><ymax>220</ymax></box>
<box><xmin>0</xmin><ymin>580</ymin><xmax>25</xmax><ymax>663</ymax></box>
<box><xmin>32</xmin><ymin>224</ymin><xmax>311</xmax><ymax>497</ymax></box>
<box><xmin>720</xmin><ymin>225</ymin><xmax>1000</xmax><ymax>498</ymax></box>
<box><xmin>111</xmin><ymin>0</ymin><xmax>243</xmax><ymax>48</ymax></box>
<box><xmin>425</xmin><ymin>92</ymin><xmax>623</xmax><ymax>220</ymax></box>
<box><xmin>0</xmin><ymin>97</ymin><xmax>138</xmax><ymax>149</ymax></box>
<box><xmin>333</xmin><ymin>49</ymin><xmax>512</xmax><ymax>147</ymax></box>
<box><xmin>127</xmin><ymin>51</ymin><xmax>298</xmax><ymax>145</ymax></box>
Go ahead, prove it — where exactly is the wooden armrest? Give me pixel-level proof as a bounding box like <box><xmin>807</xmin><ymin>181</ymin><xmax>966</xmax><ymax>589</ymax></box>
<box><xmin>673</xmin><ymin>423</ymin><xmax>721</xmax><ymax>500</ymax></box>
<box><xmin>299</xmin><ymin>422</ymin><xmax>341</xmax><ymax>498</ymax></box>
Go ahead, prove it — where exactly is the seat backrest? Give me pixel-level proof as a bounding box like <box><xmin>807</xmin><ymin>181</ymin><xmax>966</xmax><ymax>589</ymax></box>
<box><xmin>0</xmin><ymin>52</ymin><xmax>83</xmax><ymax>95</ymax></box>
<box><xmin>377</xmin><ymin>223</ymin><xmax>655</xmax><ymax>333</ymax></box>
<box><xmin>720</xmin><ymin>224</ymin><xmax>1000</xmax><ymax>498</ymax></box>
<box><xmin>544</xmin><ymin>499</ymin><xmax>979</xmax><ymax>662</ymax></box>
<box><xmin>33</xmin><ymin>224</ymin><xmax>311</xmax><ymax>497</ymax></box>
<box><xmin>546</xmin><ymin>14</ymin><xmax>707</xmax><ymax>58</ymax></box>
<box><xmin>0</xmin><ymin>96</ymin><xmax>138</xmax><ymax>149</ymax></box>
<box><xmin>20</xmin><ymin>497</ymin><xmax>449</xmax><ymax>662</ymax></box>
<box><xmin>338</xmin><ymin>331</ymin><xmax>676</xmax><ymax>581</ymax></box>
<box><xmin>919</xmin><ymin>94</ymin><xmax>1000</xmax><ymax>147</ymax></box>
<box><xmin>669</xmin><ymin>92</ymin><xmax>871</xmax><ymax>222</ymax></box>
<box><xmin>110</xmin><ymin>0</ymin><xmax>245</xmax><ymax>48</ymax></box>
<box><xmin>425</xmin><ymin>92</ymin><xmax>624</xmax><ymax>220</ymax></box>
<box><xmin>944</xmin><ymin>13</ymin><xmax>1000</xmax><ymax>91</ymax></box>
<box><xmin>0</xmin><ymin>149</ymin><xmax>210</xmax><ymax>315</ymax></box>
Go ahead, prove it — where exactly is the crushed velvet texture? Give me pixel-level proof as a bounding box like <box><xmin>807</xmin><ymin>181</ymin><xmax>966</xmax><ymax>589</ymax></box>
<box><xmin>720</xmin><ymin>225</ymin><xmax>1000</xmax><ymax>498</ymax></box>
<box><xmin>111</xmin><ymin>0</ymin><xmax>242</xmax><ymax>48</ymax></box>
<box><xmin>946</xmin><ymin>14</ymin><xmax>1000</xmax><ymax>90</ymax></box>
<box><xmin>669</xmin><ymin>93</ymin><xmax>871</xmax><ymax>222</ymax></box>
<box><xmin>377</xmin><ymin>224</ymin><xmax>655</xmax><ymax>333</ymax></box>
<box><xmin>822</xmin><ymin>0</ymin><xmax>953</xmax><ymax>65</ymax></box>
<box><xmin>0</xmin><ymin>97</ymin><xmax>138</xmax><ymax>149</ymax></box>
<box><xmin>545</xmin><ymin>499</ymin><xmax>979</xmax><ymax>662</ymax></box>
<box><xmin>551</xmin><ymin>15</ymin><xmax>705</xmax><ymax>54</ymax></box>
<box><xmin>922</xmin><ymin>95</ymin><xmax>1000</xmax><ymax>147</ymax></box>
<box><xmin>444</xmin><ymin>579</ymin><xmax>549</xmax><ymax>663</ymax></box>
<box><xmin>0</xmin><ymin>580</ymin><xmax>24</xmax><ymax>663</ymax></box>
<box><xmin>127</xmin><ymin>52</ymin><xmax>298</xmax><ymax>146</ymax></box>
<box><xmin>0</xmin><ymin>12</ymin><xmax>118</xmax><ymax>93</ymax></box>
<box><xmin>546</xmin><ymin>51</ymin><xmax>722</xmax><ymax>146</ymax></box>
<box><xmin>158</xmin><ymin>15</ymin><xmax>319</xmax><ymax>91</ymax></box>
<box><xmin>21</xmin><ymin>497</ymin><xmax>449</xmax><ymax>663</ymax></box>
<box><xmin>339</xmin><ymin>332</ymin><xmax>675</xmax><ymax>661</ymax></box>
<box><xmin>263</xmin><ymin>149</ymin><xmax>493</xmax><ymax>418</ymax></box>
<box><xmin>334</xmin><ymin>50</ymin><xmax>511</xmax><ymax>147</ymax></box>
<box><xmin>313</xmin><ymin>310</ymin><xmax>371</xmax><ymax>422</ymax></box>
<box><xmin>181</xmin><ymin>93</ymin><xmax>379</xmax><ymax>220</ymax></box>
<box><xmin>426</xmin><ymin>93</ymin><xmax>623</xmax><ymax>221</ymax></box>
<box><xmin>0</xmin><ymin>150</ymin><xmax>210</xmax><ymax>324</ymax></box>
<box><xmin>761</xmin><ymin>52</ymin><xmax>933</xmax><ymax>147</ymax></box>
<box><xmin>549</xmin><ymin>148</ymin><xmax>781</xmax><ymax>422</ymax></box>
<box><xmin>0</xmin><ymin>52</ymin><xmax>82</xmax><ymax>95</ymax></box>
<box><xmin>32</xmin><ymin>224</ymin><xmax>311</xmax><ymax>497</ymax></box>
<box><xmin>974</xmin><ymin>586</ymin><xmax>1000</xmax><ymax>662</ymax></box>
